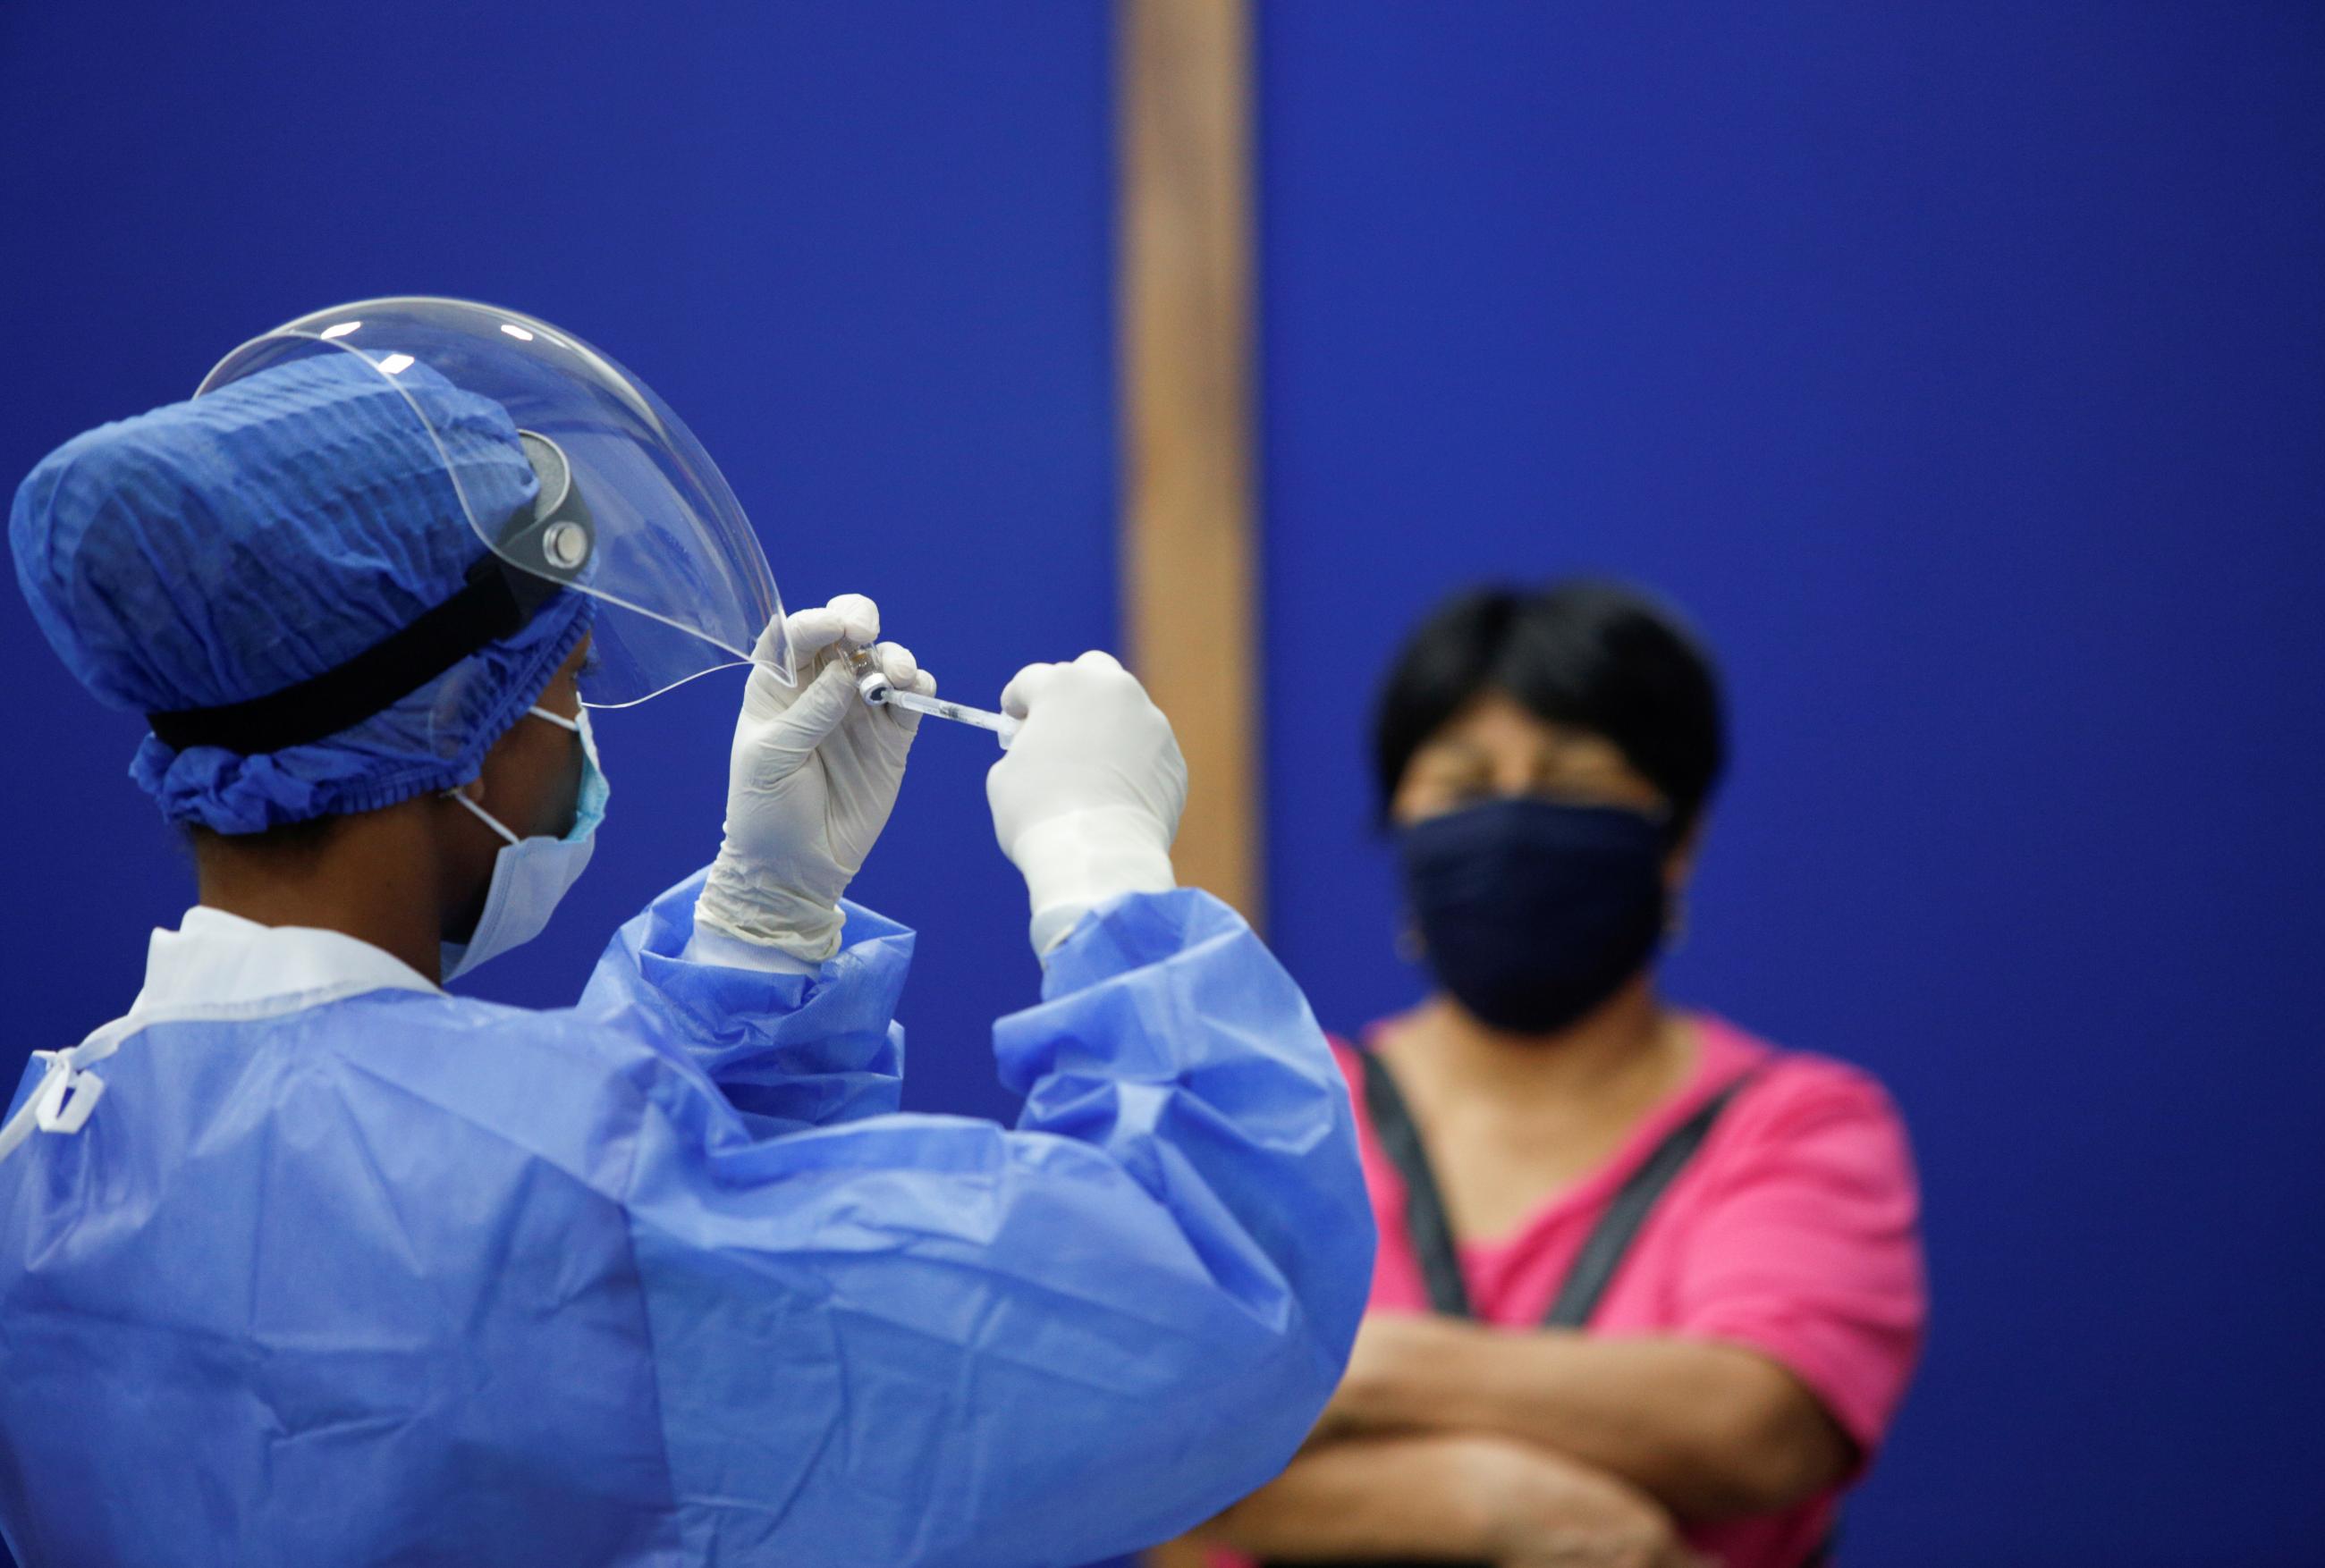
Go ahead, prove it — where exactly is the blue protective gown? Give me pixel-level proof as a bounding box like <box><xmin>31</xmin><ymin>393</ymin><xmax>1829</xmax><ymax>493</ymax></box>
<box><xmin>0</xmin><ymin>873</ymin><xmax>1373</xmax><ymax>1566</ymax></box>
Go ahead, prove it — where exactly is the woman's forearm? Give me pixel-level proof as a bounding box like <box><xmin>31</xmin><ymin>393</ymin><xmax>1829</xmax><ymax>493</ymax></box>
<box><xmin>1335</xmin><ymin>1318</ymin><xmax>1852</xmax><ymax>1520</ymax></box>
<box><xmin>1198</xmin><ymin>1432</ymin><xmax>1681</xmax><ymax>1564</ymax></box>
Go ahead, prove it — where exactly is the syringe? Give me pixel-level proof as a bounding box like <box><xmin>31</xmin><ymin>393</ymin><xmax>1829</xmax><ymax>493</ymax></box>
<box><xmin>833</xmin><ymin>641</ymin><xmax>1020</xmax><ymax>747</ymax></box>
<box><xmin>875</xmin><ymin>687</ymin><xmax>1021</xmax><ymax>748</ymax></box>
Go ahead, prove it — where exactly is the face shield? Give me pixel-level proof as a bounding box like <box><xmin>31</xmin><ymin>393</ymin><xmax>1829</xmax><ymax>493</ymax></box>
<box><xmin>195</xmin><ymin>296</ymin><xmax>791</xmax><ymax>706</ymax></box>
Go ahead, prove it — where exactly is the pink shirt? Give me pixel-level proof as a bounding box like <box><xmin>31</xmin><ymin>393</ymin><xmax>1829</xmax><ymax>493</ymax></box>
<box><xmin>1348</xmin><ymin>1014</ymin><xmax>1924</xmax><ymax>1568</ymax></box>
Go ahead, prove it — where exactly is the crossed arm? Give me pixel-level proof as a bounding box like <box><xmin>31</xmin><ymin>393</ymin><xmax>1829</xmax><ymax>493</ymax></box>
<box><xmin>1320</xmin><ymin>1314</ymin><xmax>1855</xmax><ymax>1519</ymax></box>
<box><xmin>1193</xmin><ymin>1318</ymin><xmax>1850</xmax><ymax>1564</ymax></box>
<box><xmin>1202</xmin><ymin>1431</ymin><xmax>1698</xmax><ymax>1567</ymax></box>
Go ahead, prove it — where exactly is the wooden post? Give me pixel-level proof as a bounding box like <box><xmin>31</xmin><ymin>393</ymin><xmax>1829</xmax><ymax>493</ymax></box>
<box><xmin>1119</xmin><ymin>0</ymin><xmax>1262</xmax><ymax>930</ymax></box>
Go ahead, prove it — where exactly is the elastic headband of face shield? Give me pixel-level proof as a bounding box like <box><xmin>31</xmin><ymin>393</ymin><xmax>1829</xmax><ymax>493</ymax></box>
<box><xmin>144</xmin><ymin>433</ymin><xmax>593</xmax><ymax>757</ymax></box>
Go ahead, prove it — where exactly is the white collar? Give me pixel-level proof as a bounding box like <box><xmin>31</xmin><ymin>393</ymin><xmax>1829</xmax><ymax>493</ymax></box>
<box><xmin>0</xmin><ymin>907</ymin><xmax>444</xmax><ymax>1162</ymax></box>
<box><xmin>131</xmin><ymin>905</ymin><xmax>442</xmax><ymax>1015</ymax></box>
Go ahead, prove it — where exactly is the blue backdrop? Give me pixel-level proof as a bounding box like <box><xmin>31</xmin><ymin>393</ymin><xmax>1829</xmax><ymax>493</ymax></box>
<box><xmin>3</xmin><ymin>4</ymin><xmax>2320</xmax><ymax>1566</ymax></box>
<box><xmin>1257</xmin><ymin>5</ymin><xmax>2325</xmax><ymax>1565</ymax></box>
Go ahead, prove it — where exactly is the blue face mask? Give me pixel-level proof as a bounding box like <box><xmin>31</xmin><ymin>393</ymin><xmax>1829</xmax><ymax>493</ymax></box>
<box><xmin>440</xmin><ymin>705</ymin><xmax>609</xmax><ymax>983</ymax></box>
<box><xmin>1399</xmin><ymin>797</ymin><xmax>1668</xmax><ymax>1036</ymax></box>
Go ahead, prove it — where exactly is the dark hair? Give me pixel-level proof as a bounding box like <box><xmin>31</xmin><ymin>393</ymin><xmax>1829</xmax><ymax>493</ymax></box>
<box><xmin>1372</xmin><ymin>579</ymin><xmax>1727</xmax><ymax>837</ymax></box>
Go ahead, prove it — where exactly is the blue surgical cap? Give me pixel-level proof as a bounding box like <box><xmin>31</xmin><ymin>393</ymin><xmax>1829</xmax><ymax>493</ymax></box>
<box><xmin>10</xmin><ymin>352</ymin><xmax>590</xmax><ymax>834</ymax></box>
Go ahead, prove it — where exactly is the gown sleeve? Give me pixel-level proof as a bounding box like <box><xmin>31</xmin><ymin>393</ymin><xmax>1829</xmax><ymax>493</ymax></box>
<box><xmin>620</xmin><ymin>888</ymin><xmax>1375</xmax><ymax>1566</ymax></box>
<box><xmin>574</xmin><ymin>867</ymin><xmax>910</xmax><ymax>1135</ymax></box>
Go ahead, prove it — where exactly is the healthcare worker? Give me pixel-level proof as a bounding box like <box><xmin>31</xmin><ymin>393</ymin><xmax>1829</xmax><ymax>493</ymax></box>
<box><xmin>0</xmin><ymin>299</ymin><xmax>1372</xmax><ymax>1568</ymax></box>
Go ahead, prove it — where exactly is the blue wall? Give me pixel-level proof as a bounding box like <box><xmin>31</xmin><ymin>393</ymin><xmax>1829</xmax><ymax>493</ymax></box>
<box><xmin>1257</xmin><ymin>4</ymin><xmax>2325</xmax><ymax>1565</ymax></box>
<box><xmin>4</xmin><ymin>4</ymin><xmax>2321</xmax><ymax>1566</ymax></box>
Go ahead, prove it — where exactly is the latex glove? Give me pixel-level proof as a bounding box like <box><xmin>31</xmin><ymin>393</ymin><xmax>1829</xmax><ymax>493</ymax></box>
<box><xmin>695</xmin><ymin>594</ymin><xmax>935</xmax><ymax>963</ymax></box>
<box><xmin>986</xmin><ymin>650</ymin><xmax>1188</xmax><ymax>956</ymax></box>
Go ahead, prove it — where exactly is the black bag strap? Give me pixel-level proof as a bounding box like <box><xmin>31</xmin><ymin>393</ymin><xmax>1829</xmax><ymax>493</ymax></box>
<box><xmin>1540</xmin><ymin>1069</ymin><xmax>1756</xmax><ymax>1327</ymax></box>
<box><xmin>1357</xmin><ymin>1049</ymin><xmax>1758</xmax><ymax>1329</ymax></box>
<box><xmin>1358</xmin><ymin>1045</ymin><xmax>1474</xmax><ymax>1318</ymax></box>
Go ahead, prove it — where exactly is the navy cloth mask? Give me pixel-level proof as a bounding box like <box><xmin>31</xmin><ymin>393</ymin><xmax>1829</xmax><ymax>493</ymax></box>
<box><xmin>1399</xmin><ymin>797</ymin><xmax>1669</xmax><ymax>1036</ymax></box>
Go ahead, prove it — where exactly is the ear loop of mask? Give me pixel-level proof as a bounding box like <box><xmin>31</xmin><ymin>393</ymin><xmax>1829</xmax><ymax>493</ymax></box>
<box><xmin>444</xmin><ymin>705</ymin><xmax>583</xmax><ymax>845</ymax></box>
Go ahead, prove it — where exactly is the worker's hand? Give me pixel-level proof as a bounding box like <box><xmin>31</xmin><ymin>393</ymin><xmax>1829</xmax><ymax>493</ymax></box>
<box><xmin>986</xmin><ymin>650</ymin><xmax>1188</xmax><ymax>956</ymax></box>
<box><xmin>696</xmin><ymin>594</ymin><xmax>934</xmax><ymax>963</ymax></box>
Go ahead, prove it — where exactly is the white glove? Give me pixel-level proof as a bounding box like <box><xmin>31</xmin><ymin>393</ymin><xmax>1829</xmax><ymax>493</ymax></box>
<box><xmin>986</xmin><ymin>650</ymin><xmax>1188</xmax><ymax>956</ymax></box>
<box><xmin>695</xmin><ymin>594</ymin><xmax>936</xmax><ymax>963</ymax></box>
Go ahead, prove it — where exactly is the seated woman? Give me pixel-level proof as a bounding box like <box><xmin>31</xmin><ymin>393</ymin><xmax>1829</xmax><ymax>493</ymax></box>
<box><xmin>1190</xmin><ymin>581</ymin><xmax>1926</xmax><ymax>1568</ymax></box>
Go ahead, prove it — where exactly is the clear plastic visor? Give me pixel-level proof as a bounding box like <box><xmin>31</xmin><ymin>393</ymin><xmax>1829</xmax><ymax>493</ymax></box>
<box><xmin>196</xmin><ymin>297</ymin><xmax>790</xmax><ymax>706</ymax></box>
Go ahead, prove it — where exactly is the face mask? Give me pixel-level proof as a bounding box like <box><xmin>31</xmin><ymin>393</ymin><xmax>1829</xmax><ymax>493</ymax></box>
<box><xmin>440</xmin><ymin>705</ymin><xmax>609</xmax><ymax>983</ymax></box>
<box><xmin>1399</xmin><ymin>796</ymin><xmax>1668</xmax><ymax>1036</ymax></box>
